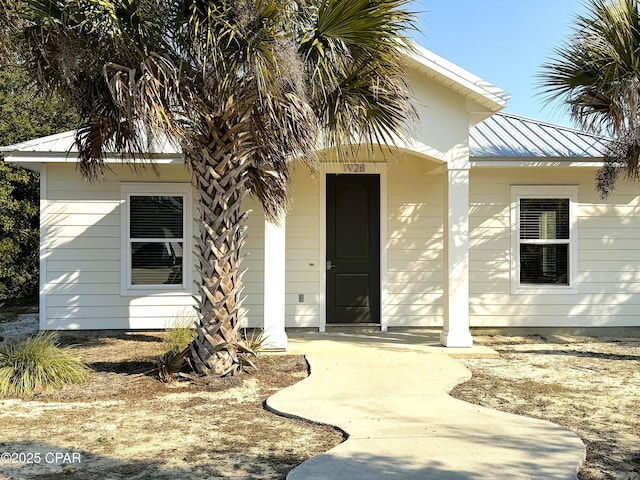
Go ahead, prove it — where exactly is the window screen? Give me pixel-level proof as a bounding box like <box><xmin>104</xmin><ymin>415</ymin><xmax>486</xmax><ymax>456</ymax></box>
<box><xmin>129</xmin><ymin>195</ymin><xmax>184</xmax><ymax>286</ymax></box>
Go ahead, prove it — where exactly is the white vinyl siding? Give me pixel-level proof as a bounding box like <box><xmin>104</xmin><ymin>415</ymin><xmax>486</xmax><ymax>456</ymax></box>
<box><xmin>239</xmin><ymin>195</ymin><xmax>265</xmax><ymax>328</ymax></box>
<box><xmin>238</xmin><ymin>166</ymin><xmax>322</xmax><ymax>329</ymax></box>
<box><xmin>285</xmin><ymin>167</ymin><xmax>321</xmax><ymax>327</ymax></box>
<box><xmin>511</xmin><ymin>186</ymin><xmax>578</xmax><ymax>294</ymax></box>
<box><xmin>43</xmin><ymin>164</ymin><xmax>196</xmax><ymax>330</ymax></box>
<box><xmin>41</xmin><ymin>161</ymin><xmax>640</xmax><ymax>331</ymax></box>
<box><xmin>470</xmin><ymin>168</ymin><xmax>640</xmax><ymax>327</ymax></box>
<box><xmin>386</xmin><ymin>157</ymin><xmax>444</xmax><ymax>327</ymax></box>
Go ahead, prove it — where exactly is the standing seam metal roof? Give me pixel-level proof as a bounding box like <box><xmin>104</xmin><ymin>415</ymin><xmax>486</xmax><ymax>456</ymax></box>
<box><xmin>3</xmin><ymin>112</ymin><xmax>607</xmax><ymax>161</ymax></box>
<box><xmin>470</xmin><ymin>112</ymin><xmax>608</xmax><ymax>158</ymax></box>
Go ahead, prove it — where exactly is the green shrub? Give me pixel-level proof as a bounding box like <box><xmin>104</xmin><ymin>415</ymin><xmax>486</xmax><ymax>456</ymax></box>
<box><xmin>160</xmin><ymin>322</ymin><xmax>196</xmax><ymax>357</ymax></box>
<box><xmin>0</xmin><ymin>332</ymin><xmax>89</xmax><ymax>396</ymax></box>
<box><xmin>157</xmin><ymin>320</ymin><xmax>196</xmax><ymax>381</ymax></box>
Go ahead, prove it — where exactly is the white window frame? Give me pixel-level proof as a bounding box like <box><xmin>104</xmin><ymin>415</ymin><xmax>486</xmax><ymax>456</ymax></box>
<box><xmin>121</xmin><ymin>183</ymin><xmax>192</xmax><ymax>296</ymax></box>
<box><xmin>511</xmin><ymin>185</ymin><xmax>578</xmax><ymax>295</ymax></box>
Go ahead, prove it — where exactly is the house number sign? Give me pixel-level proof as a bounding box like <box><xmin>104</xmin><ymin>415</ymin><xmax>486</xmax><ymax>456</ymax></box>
<box><xmin>343</xmin><ymin>163</ymin><xmax>366</xmax><ymax>173</ymax></box>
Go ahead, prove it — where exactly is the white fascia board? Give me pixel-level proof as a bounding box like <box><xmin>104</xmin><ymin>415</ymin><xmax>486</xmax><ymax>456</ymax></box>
<box><xmin>470</xmin><ymin>157</ymin><xmax>603</xmax><ymax>168</ymax></box>
<box><xmin>402</xmin><ymin>42</ymin><xmax>511</xmax><ymax>113</ymax></box>
<box><xmin>4</xmin><ymin>151</ymin><xmax>184</xmax><ymax>166</ymax></box>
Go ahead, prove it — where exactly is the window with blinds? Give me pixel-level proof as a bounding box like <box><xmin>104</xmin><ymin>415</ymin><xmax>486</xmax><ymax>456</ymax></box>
<box><xmin>511</xmin><ymin>186</ymin><xmax>577</xmax><ymax>294</ymax></box>
<box><xmin>129</xmin><ymin>195</ymin><xmax>184</xmax><ymax>286</ymax></box>
<box><xmin>519</xmin><ymin>199</ymin><xmax>569</xmax><ymax>285</ymax></box>
<box><xmin>121</xmin><ymin>183</ymin><xmax>191</xmax><ymax>295</ymax></box>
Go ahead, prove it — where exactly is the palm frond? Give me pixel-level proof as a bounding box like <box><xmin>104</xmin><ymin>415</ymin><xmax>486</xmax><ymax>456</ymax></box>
<box><xmin>540</xmin><ymin>0</ymin><xmax>640</xmax><ymax>135</ymax></box>
<box><xmin>596</xmin><ymin>128</ymin><xmax>640</xmax><ymax>197</ymax></box>
<box><xmin>540</xmin><ymin>0</ymin><xmax>640</xmax><ymax>195</ymax></box>
<box><xmin>303</xmin><ymin>0</ymin><xmax>416</xmax><ymax>157</ymax></box>
<box><xmin>4</xmin><ymin>0</ymin><xmax>418</xmax><ymax>377</ymax></box>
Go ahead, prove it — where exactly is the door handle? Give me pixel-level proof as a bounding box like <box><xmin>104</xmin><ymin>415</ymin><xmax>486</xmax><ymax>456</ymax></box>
<box><xmin>326</xmin><ymin>260</ymin><xmax>336</xmax><ymax>271</ymax></box>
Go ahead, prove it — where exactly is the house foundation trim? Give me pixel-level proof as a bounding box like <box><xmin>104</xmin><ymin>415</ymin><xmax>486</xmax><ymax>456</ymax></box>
<box><xmin>441</xmin><ymin>167</ymin><xmax>473</xmax><ymax>347</ymax></box>
<box><xmin>262</xmin><ymin>215</ymin><xmax>288</xmax><ymax>350</ymax></box>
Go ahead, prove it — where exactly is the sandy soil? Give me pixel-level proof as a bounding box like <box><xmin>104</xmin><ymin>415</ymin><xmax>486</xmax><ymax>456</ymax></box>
<box><xmin>0</xmin><ymin>327</ymin><xmax>343</xmax><ymax>480</ymax></box>
<box><xmin>1</xmin><ymin>315</ymin><xmax>639</xmax><ymax>479</ymax></box>
<box><xmin>451</xmin><ymin>335</ymin><xmax>640</xmax><ymax>480</ymax></box>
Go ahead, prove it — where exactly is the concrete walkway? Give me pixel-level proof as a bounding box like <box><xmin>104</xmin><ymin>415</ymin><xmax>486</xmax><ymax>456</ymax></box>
<box><xmin>266</xmin><ymin>331</ymin><xmax>585</xmax><ymax>480</ymax></box>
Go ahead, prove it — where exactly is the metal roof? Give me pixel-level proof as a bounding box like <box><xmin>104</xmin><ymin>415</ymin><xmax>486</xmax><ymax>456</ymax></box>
<box><xmin>0</xmin><ymin>130</ymin><xmax>75</xmax><ymax>154</ymax></box>
<box><xmin>470</xmin><ymin>112</ymin><xmax>608</xmax><ymax>158</ymax></box>
<box><xmin>0</xmin><ymin>129</ymin><xmax>180</xmax><ymax>155</ymax></box>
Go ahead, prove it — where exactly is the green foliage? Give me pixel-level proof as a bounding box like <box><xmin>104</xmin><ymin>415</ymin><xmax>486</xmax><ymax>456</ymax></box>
<box><xmin>539</xmin><ymin>0</ymin><xmax>640</xmax><ymax>197</ymax></box>
<box><xmin>156</xmin><ymin>320</ymin><xmax>196</xmax><ymax>382</ymax></box>
<box><xmin>0</xmin><ymin>163</ymin><xmax>38</xmax><ymax>302</ymax></box>
<box><xmin>0</xmin><ymin>66</ymin><xmax>77</xmax><ymax>145</ymax></box>
<box><xmin>0</xmin><ymin>65</ymin><xmax>77</xmax><ymax>304</ymax></box>
<box><xmin>0</xmin><ymin>332</ymin><xmax>89</xmax><ymax>396</ymax></box>
<box><xmin>160</xmin><ymin>322</ymin><xmax>196</xmax><ymax>358</ymax></box>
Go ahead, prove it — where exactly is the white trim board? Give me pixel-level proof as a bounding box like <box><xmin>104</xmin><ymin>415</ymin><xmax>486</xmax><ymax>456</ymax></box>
<box><xmin>510</xmin><ymin>185</ymin><xmax>579</xmax><ymax>295</ymax></box>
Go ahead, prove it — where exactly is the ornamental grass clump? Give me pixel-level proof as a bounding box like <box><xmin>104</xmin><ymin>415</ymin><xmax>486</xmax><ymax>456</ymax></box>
<box><xmin>157</xmin><ymin>321</ymin><xmax>196</xmax><ymax>382</ymax></box>
<box><xmin>160</xmin><ymin>322</ymin><xmax>197</xmax><ymax>357</ymax></box>
<box><xmin>0</xmin><ymin>332</ymin><xmax>88</xmax><ymax>397</ymax></box>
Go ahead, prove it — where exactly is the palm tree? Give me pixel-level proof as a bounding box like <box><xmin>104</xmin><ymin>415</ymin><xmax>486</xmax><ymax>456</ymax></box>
<box><xmin>1</xmin><ymin>0</ymin><xmax>416</xmax><ymax>375</ymax></box>
<box><xmin>540</xmin><ymin>0</ymin><xmax>640</xmax><ymax>198</ymax></box>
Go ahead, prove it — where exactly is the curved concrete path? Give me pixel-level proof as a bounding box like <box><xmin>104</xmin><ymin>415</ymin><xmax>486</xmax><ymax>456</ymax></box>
<box><xmin>266</xmin><ymin>331</ymin><xmax>585</xmax><ymax>480</ymax></box>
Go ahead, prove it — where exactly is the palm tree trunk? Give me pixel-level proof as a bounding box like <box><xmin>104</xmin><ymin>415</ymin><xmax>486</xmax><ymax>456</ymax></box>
<box><xmin>187</xmin><ymin>131</ymin><xmax>250</xmax><ymax>376</ymax></box>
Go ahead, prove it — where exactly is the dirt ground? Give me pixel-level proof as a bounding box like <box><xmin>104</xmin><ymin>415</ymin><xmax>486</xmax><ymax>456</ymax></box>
<box><xmin>0</xmin><ymin>332</ymin><xmax>344</xmax><ymax>480</ymax></box>
<box><xmin>450</xmin><ymin>335</ymin><xmax>640</xmax><ymax>480</ymax></box>
<box><xmin>1</xmin><ymin>316</ymin><xmax>639</xmax><ymax>480</ymax></box>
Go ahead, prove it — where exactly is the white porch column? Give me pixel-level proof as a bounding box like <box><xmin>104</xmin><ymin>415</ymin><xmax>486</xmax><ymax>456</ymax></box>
<box><xmin>262</xmin><ymin>215</ymin><xmax>288</xmax><ymax>350</ymax></box>
<box><xmin>440</xmin><ymin>166</ymin><xmax>473</xmax><ymax>347</ymax></box>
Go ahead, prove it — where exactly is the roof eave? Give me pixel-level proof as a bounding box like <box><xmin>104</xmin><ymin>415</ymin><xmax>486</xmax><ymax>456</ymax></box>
<box><xmin>401</xmin><ymin>42</ymin><xmax>510</xmax><ymax>115</ymax></box>
<box><xmin>470</xmin><ymin>156</ymin><xmax>604</xmax><ymax>168</ymax></box>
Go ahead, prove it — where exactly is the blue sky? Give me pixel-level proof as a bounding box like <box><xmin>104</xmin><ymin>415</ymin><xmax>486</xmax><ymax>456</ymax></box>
<box><xmin>412</xmin><ymin>1</ymin><xmax>588</xmax><ymax>128</ymax></box>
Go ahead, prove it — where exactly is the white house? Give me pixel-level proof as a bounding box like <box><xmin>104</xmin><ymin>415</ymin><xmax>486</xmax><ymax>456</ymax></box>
<box><xmin>3</xmin><ymin>45</ymin><xmax>636</xmax><ymax>350</ymax></box>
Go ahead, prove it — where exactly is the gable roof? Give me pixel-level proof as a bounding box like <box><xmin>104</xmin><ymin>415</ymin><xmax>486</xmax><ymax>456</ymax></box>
<box><xmin>402</xmin><ymin>43</ymin><xmax>510</xmax><ymax>116</ymax></box>
<box><xmin>8</xmin><ymin>49</ymin><xmax>607</xmax><ymax>166</ymax></box>
<box><xmin>1</xmin><ymin>45</ymin><xmax>509</xmax><ymax>165</ymax></box>
<box><xmin>470</xmin><ymin>112</ymin><xmax>607</xmax><ymax>158</ymax></box>
<box><xmin>3</xmin><ymin>112</ymin><xmax>608</xmax><ymax>165</ymax></box>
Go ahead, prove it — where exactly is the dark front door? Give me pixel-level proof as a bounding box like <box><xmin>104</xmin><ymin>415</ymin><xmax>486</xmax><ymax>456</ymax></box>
<box><xmin>326</xmin><ymin>174</ymin><xmax>380</xmax><ymax>324</ymax></box>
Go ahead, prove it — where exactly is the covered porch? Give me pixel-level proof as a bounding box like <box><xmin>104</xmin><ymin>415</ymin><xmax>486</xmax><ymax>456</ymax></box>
<box><xmin>260</xmin><ymin>150</ymin><xmax>477</xmax><ymax>351</ymax></box>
